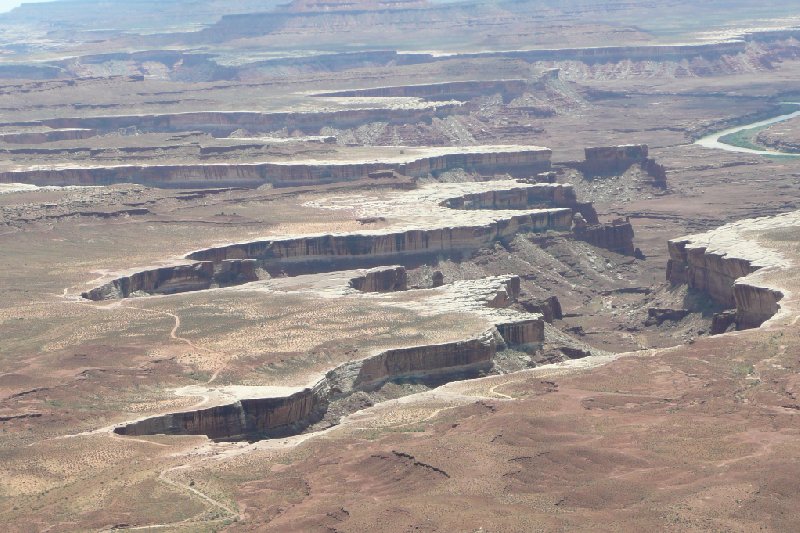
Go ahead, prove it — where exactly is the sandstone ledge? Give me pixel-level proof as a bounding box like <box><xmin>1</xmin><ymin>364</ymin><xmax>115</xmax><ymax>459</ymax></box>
<box><xmin>666</xmin><ymin>212</ymin><xmax>798</xmax><ymax>330</ymax></box>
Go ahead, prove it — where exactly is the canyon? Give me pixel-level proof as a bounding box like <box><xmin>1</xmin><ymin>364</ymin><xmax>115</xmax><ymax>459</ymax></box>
<box><xmin>3</xmin><ymin>1</ymin><xmax>800</xmax><ymax>531</ymax></box>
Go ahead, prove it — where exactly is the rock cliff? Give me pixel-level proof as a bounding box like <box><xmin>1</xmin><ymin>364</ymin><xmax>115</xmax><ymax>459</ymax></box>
<box><xmin>115</xmin><ymin>387</ymin><xmax>321</xmax><ymax>440</ymax></box>
<box><xmin>582</xmin><ymin>144</ymin><xmax>649</xmax><ymax>175</ymax></box>
<box><xmin>0</xmin><ymin>146</ymin><xmax>552</xmax><ymax>188</ymax></box>
<box><xmin>82</xmin><ymin>259</ymin><xmax>257</xmax><ymax>300</ymax></box>
<box><xmin>573</xmin><ymin>218</ymin><xmax>636</xmax><ymax>255</ymax></box>
<box><xmin>115</xmin><ymin>328</ymin><xmax>500</xmax><ymax>439</ymax></box>
<box><xmin>666</xmin><ymin>215</ymin><xmax>792</xmax><ymax>330</ymax></box>
<box><xmin>186</xmin><ymin>209</ymin><xmax>572</xmax><ymax>266</ymax></box>
<box><xmin>349</xmin><ymin>265</ymin><xmax>408</xmax><ymax>292</ymax></box>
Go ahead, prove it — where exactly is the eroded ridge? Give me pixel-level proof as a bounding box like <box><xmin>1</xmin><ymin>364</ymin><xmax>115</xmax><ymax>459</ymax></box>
<box><xmin>82</xmin><ymin>181</ymin><xmax>583</xmax><ymax>300</ymax></box>
<box><xmin>666</xmin><ymin>212</ymin><xmax>799</xmax><ymax>330</ymax></box>
<box><xmin>113</xmin><ymin>275</ymin><xmax>542</xmax><ymax>440</ymax></box>
<box><xmin>0</xmin><ymin>144</ymin><xmax>551</xmax><ymax>188</ymax></box>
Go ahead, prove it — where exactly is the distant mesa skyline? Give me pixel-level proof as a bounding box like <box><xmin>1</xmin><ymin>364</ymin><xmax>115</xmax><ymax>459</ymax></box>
<box><xmin>0</xmin><ymin>0</ymin><xmax>53</xmax><ymax>14</ymax></box>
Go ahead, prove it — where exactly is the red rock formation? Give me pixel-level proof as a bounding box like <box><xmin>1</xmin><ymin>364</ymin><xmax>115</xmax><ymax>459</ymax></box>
<box><xmin>582</xmin><ymin>144</ymin><xmax>649</xmax><ymax>175</ymax></box>
<box><xmin>349</xmin><ymin>266</ymin><xmax>408</xmax><ymax>292</ymax></box>
<box><xmin>573</xmin><ymin>218</ymin><xmax>635</xmax><ymax>255</ymax></box>
<box><xmin>315</xmin><ymin>79</ymin><xmax>529</xmax><ymax>101</ymax></box>
<box><xmin>667</xmin><ymin>237</ymin><xmax>783</xmax><ymax>330</ymax></box>
<box><xmin>0</xmin><ymin>129</ymin><xmax>96</xmax><ymax>144</ymax></box>
<box><xmin>114</xmin><ymin>387</ymin><xmax>320</xmax><ymax>440</ymax></box>
<box><xmin>82</xmin><ymin>259</ymin><xmax>258</xmax><ymax>300</ymax></box>
<box><xmin>37</xmin><ymin>105</ymin><xmax>463</xmax><ymax>136</ymax></box>
<box><xmin>495</xmin><ymin>318</ymin><xmax>544</xmax><ymax>347</ymax></box>
<box><xmin>641</xmin><ymin>157</ymin><xmax>668</xmax><ymax>188</ymax></box>
<box><xmin>520</xmin><ymin>295</ymin><xmax>563</xmax><ymax>323</ymax></box>
<box><xmin>355</xmin><ymin>330</ymin><xmax>496</xmax><ymax>390</ymax></box>
<box><xmin>0</xmin><ymin>147</ymin><xmax>552</xmax><ymax>188</ymax></box>
<box><xmin>187</xmin><ymin>209</ymin><xmax>573</xmax><ymax>265</ymax></box>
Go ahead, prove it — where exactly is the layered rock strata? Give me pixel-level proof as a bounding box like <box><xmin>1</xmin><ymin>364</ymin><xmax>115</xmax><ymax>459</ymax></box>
<box><xmin>0</xmin><ymin>145</ymin><xmax>552</xmax><ymax>188</ymax></box>
<box><xmin>33</xmin><ymin>105</ymin><xmax>462</xmax><ymax>137</ymax></box>
<box><xmin>114</xmin><ymin>274</ymin><xmax>545</xmax><ymax>440</ymax></box>
<box><xmin>82</xmin><ymin>259</ymin><xmax>257</xmax><ymax>300</ymax></box>
<box><xmin>573</xmin><ymin>218</ymin><xmax>636</xmax><ymax>255</ymax></box>
<box><xmin>186</xmin><ymin>209</ymin><xmax>572</xmax><ymax>267</ymax></box>
<box><xmin>0</xmin><ymin>128</ymin><xmax>96</xmax><ymax>144</ymax></box>
<box><xmin>667</xmin><ymin>214</ymin><xmax>793</xmax><ymax>330</ymax></box>
<box><xmin>440</xmin><ymin>183</ymin><xmax>598</xmax><ymax>222</ymax></box>
<box><xmin>315</xmin><ymin>79</ymin><xmax>529</xmax><ymax>101</ymax></box>
<box><xmin>582</xmin><ymin>144</ymin><xmax>649</xmax><ymax>175</ymax></box>
<box><xmin>114</xmin><ymin>387</ymin><xmax>320</xmax><ymax>440</ymax></box>
<box><xmin>82</xmin><ymin>182</ymin><xmax>587</xmax><ymax>300</ymax></box>
<box><xmin>348</xmin><ymin>265</ymin><xmax>408</xmax><ymax>292</ymax></box>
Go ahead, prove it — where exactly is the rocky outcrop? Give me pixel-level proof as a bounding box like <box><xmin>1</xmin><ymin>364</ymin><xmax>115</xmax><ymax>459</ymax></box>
<box><xmin>710</xmin><ymin>309</ymin><xmax>737</xmax><ymax>335</ymax></box>
<box><xmin>645</xmin><ymin>308</ymin><xmax>690</xmax><ymax>326</ymax></box>
<box><xmin>0</xmin><ymin>129</ymin><xmax>96</xmax><ymax>144</ymax></box>
<box><xmin>520</xmin><ymin>295</ymin><xmax>563</xmax><ymax>323</ymax></box>
<box><xmin>573</xmin><ymin>218</ymin><xmax>635</xmax><ymax>255</ymax></box>
<box><xmin>82</xmin><ymin>259</ymin><xmax>257</xmax><ymax>300</ymax></box>
<box><xmin>441</xmin><ymin>183</ymin><xmax>596</xmax><ymax>222</ymax></box>
<box><xmin>315</xmin><ymin>79</ymin><xmax>529</xmax><ymax>102</ymax></box>
<box><xmin>0</xmin><ymin>146</ymin><xmax>552</xmax><ymax>188</ymax></box>
<box><xmin>667</xmin><ymin>217</ymin><xmax>789</xmax><ymax>330</ymax></box>
<box><xmin>495</xmin><ymin>318</ymin><xmax>544</xmax><ymax>348</ymax></box>
<box><xmin>641</xmin><ymin>157</ymin><xmax>668</xmax><ymax>188</ymax></box>
<box><xmin>667</xmin><ymin>239</ymin><xmax>758</xmax><ymax>308</ymax></box>
<box><xmin>36</xmin><ymin>105</ymin><xmax>463</xmax><ymax>137</ymax></box>
<box><xmin>733</xmin><ymin>282</ymin><xmax>783</xmax><ymax>330</ymax></box>
<box><xmin>115</xmin><ymin>387</ymin><xmax>321</xmax><ymax>440</ymax></box>
<box><xmin>349</xmin><ymin>265</ymin><xmax>407</xmax><ymax>292</ymax></box>
<box><xmin>115</xmin><ymin>328</ymin><xmax>501</xmax><ymax>439</ymax></box>
<box><xmin>582</xmin><ymin>144</ymin><xmax>649</xmax><ymax>175</ymax></box>
<box><xmin>187</xmin><ymin>209</ymin><xmax>572</xmax><ymax>266</ymax></box>
<box><xmin>354</xmin><ymin>330</ymin><xmax>496</xmax><ymax>390</ymax></box>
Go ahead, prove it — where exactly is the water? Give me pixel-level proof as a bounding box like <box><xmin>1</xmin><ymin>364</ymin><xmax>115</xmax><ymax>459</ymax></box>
<box><xmin>695</xmin><ymin>102</ymin><xmax>800</xmax><ymax>156</ymax></box>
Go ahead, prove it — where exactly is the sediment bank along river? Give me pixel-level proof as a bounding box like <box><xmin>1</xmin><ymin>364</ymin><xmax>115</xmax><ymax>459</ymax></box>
<box><xmin>695</xmin><ymin>103</ymin><xmax>800</xmax><ymax>156</ymax></box>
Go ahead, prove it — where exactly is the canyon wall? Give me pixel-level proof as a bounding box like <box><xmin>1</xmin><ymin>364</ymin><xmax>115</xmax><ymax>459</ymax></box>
<box><xmin>667</xmin><ymin>236</ymin><xmax>783</xmax><ymax>330</ymax></box>
<box><xmin>354</xmin><ymin>330</ymin><xmax>496</xmax><ymax>390</ymax></box>
<box><xmin>115</xmin><ymin>325</ymin><xmax>525</xmax><ymax>440</ymax></box>
<box><xmin>35</xmin><ymin>105</ymin><xmax>463</xmax><ymax>136</ymax></box>
<box><xmin>82</xmin><ymin>259</ymin><xmax>257</xmax><ymax>300</ymax></box>
<box><xmin>315</xmin><ymin>79</ymin><xmax>529</xmax><ymax>101</ymax></box>
<box><xmin>582</xmin><ymin>144</ymin><xmax>649</xmax><ymax>175</ymax></box>
<box><xmin>115</xmin><ymin>387</ymin><xmax>320</xmax><ymax>440</ymax></box>
<box><xmin>349</xmin><ymin>265</ymin><xmax>408</xmax><ymax>292</ymax></box>
<box><xmin>0</xmin><ymin>129</ymin><xmax>96</xmax><ymax>144</ymax></box>
<box><xmin>573</xmin><ymin>219</ymin><xmax>636</xmax><ymax>255</ymax></box>
<box><xmin>187</xmin><ymin>209</ymin><xmax>573</xmax><ymax>265</ymax></box>
<box><xmin>0</xmin><ymin>147</ymin><xmax>552</xmax><ymax>188</ymax></box>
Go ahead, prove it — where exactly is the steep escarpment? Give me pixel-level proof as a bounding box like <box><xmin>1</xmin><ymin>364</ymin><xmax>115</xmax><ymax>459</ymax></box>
<box><xmin>35</xmin><ymin>105</ymin><xmax>463</xmax><ymax>137</ymax></box>
<box><xmin>187</xmin><ymin>210</ymin><xmax>572</xmax><ymax>266</ymax></box>
<box><xmin>666</xmin><ymin>216</ymin><xmax>791</xmax><ymax>330</ymax></box>
<box><xmin>114</xmin><ymin>272</ymin><xmax>545</xmax><ymax>441</ymax></box>
<box><xmin>349</xmin><ymin>265</ymin><xmax>408</xmax><ymax>292</ymax></box>
<box><xmin>83</xmin><ymin>182</ymin><xmax>598</xmax><ymax>301</ymax></box>
<box><xmin>314</xmin><ymin>79</ymin><xmax>529</xmax><ymax>101</ymax></box>
<box><xmin>441</xmin><ymin>183</ymin><xmax>599</xmax><ymax>223</ymax></box>
<box><xmin>0</xmin><ymin>146</ymin><xmax>552</xmax><ymax>188</ymax></box>
<box><xmin>82</xmin><ymin>259</ymin><xmax>257</xmax><ymax>301</ymax></box>
<box><xmin>0</xmin><ymin>129</ymin><xmax>96</xmax><ymax>144</ymax></box>
<box><xmin>573</xmin><ymin>217</ymin><xmax>636</xmax><ymax>255</ymax></box>
<box><xmin>114</xmin><ymin>387</ymin><xmax>320</xmax><ymax>440</ymax></box>
<box><xmin>353</xmin><ymin>330</ymin><xmax>496</xmax><ymax>390</ymax></box>
<box><xmin>114</xmin><ymin>322</ymin><xmax>525</xmax><ymax>440</ymax></box>
<box><xmin>581</xmin><ymin>144</ymin><xmax>649</xmax><ymax>175</ymax></box>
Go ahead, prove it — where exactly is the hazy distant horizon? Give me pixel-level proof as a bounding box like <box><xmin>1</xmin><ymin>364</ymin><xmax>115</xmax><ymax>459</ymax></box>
<box><xmin>0</xmin><ymin>0</ymin><xmax>54</xmax><ymax>14</ymax></box>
